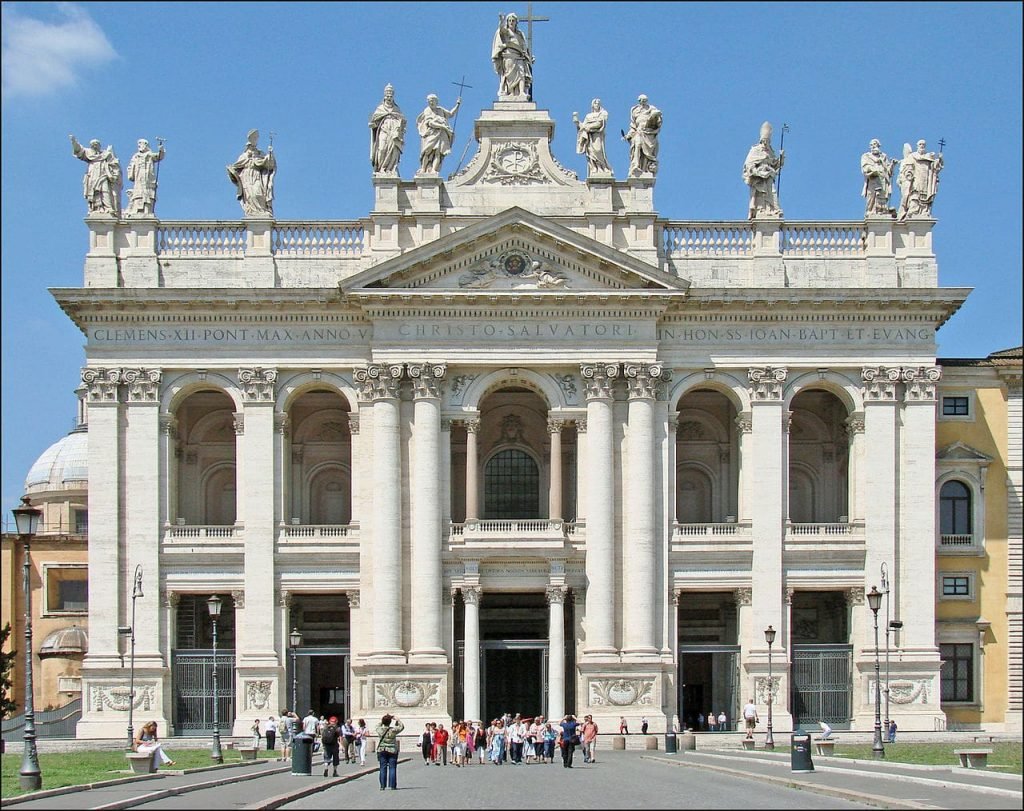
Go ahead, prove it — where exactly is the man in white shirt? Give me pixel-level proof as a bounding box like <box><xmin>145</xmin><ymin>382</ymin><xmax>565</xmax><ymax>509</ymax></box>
<box><xmin>717</xmin><ymin>710</ymin><xmax>728</xmax><ymax>732</ymax></box>
<box><xmin>302</xmin><ymin>709</ymin><xmax>319</xmax><ymax>736</ymax></box>
<box><xmin>742</xmin><ymin>699</ymin><xmax>759</xmax><ymax>739</ymax></box>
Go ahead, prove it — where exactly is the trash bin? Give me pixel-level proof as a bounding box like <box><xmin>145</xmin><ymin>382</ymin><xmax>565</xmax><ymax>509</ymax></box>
<box><xmin>291</xmin><ymin>732</ymin><xmax>313</xmax><ymax>775</ymax></box>
<box><xmin>790</xmin><ymin>729</ymin><xmax>814</xmax><ymax>773</ymax></box>
<box><xmin>665</xmin><ymin>732</ymin><xmax>677</xmax><ymax>754</ymax></box>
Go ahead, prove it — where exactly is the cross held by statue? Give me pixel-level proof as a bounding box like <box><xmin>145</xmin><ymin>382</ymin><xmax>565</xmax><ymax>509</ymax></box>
<box><xmin>519</xmin><ymin>2</ymin><xmax>549</xmax><ymax>53</ymax></box>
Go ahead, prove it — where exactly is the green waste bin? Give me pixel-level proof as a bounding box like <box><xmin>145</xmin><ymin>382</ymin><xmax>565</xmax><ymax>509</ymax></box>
<box><xmin>790</xmin><ymin>729</ymin><xmax>814</xmax><ymax>773</ymax></box>
<box><xmin>665</xmin><ymin>732</ymin><xmax>677</xmax><ymax>754</ymax></box>
<box><xmin>291</xmin><ymin>732</ymin><xmax>313</xmax><ymax>775</ymax></box>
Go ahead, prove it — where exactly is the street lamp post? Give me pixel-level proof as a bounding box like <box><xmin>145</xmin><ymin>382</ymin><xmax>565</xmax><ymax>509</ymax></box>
<box><xmin>867</xmin><ymin>586</ymin><xmax>885</xmax><ymax>759</ymax></box>
<box><xmin>126</xmin><ymin>565</ymin><xmax>143</xmax><ymax>750</ymax></box>
<box><xmin>207</xmin><ymin>595</ymin><xmax>223</xmax><ymax>764</ymax></box>
<box><xmin>764</xmin><ymin>625</ymin><xmax>776</xmax><ymax>751</ymax></box>
<box><xmin>289</xmin><ymin>628</ymin><xmax>303</xmax><ymax>721</ymax></box>
<box><xmin>13</xmin><ymin>497</ymin><xmax>43</xmax><ymax>792</ymax></box>
<box><xmin>880</xmin><ymin>563</ymin><xmax>891</xmax><ymax>734</ymax></box>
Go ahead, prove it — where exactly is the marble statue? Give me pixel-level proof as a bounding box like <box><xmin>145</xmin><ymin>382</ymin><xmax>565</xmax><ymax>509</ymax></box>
<box><xmin>624</xmin><ymin>94</ymin><xmax>661</xmax><ymax>177</ymax></box>
<box><xmin>742</xmin><ymin>121</ymin><xmax>784</xmax><ymax>218</ymax></box>
<box><xmin>226</xmin><ymin>129</ymin><xmax>276</xmax><ymax>217</ymax></box>
<box><xmin>69</xmin><ymin>135</ymin><xmax>122</xmax><ymax>216</ymax></box>
<box><xmin>860</xmin><ymin>139</ymin><xmax>897</xmax><ymax>217</ymax></box>
<box><xmin>492</xmin><ymin>12</ymin><xmax>533</xmax><ymax>100</ymax></box>
<box><xmin>369</xmin><ymin>84</ymin><xmax>407</xmax><ymax>175</ymax></box>
<box><xmin>416</xmin><ymin>94</ymin><xmax>461</xmax><ymax>175</ymax></box>
<box><xmin>126</xmin><ymin>138</ymin><xmax>166</xmax><ymax>217</ymax></box>
<box><xmin>897</xmin><ymin>140</ymin><xmax>944</xmax><ymax>221</ymax></box>
<box><xmin>573</xmin><ymin>99</ymin><xmax>612</xmax><ymax>176</ymax></box>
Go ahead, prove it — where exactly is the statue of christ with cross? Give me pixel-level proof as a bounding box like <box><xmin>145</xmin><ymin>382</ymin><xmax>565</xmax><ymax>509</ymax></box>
<box><xmin>491</xmin><ymin>5</ymin><xmax>547</xmax><ymax>101</ymax></box>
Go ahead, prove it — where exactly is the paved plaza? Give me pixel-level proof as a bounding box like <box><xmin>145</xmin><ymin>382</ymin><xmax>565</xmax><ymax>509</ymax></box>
<box><xmin>4</xmin><ymin>747</ymin><xmax>1021</xmax><ymax>810</ymax></box>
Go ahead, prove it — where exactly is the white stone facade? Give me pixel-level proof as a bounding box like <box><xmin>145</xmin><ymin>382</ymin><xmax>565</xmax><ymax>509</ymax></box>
<box><xmin>57</xmin><ymin>100</ymin><xmax>967</xmax><ymax>738</ymax></box>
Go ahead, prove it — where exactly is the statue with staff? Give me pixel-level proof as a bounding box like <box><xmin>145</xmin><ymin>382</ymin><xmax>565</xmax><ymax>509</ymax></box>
<box><xmin>227</xmin><ymin>129</ymin><xmax>276</xmax><ymax>217</ymax></box>
<box><xmin>369</xmin><ymin>84</ymin><xmax>406</xmax><ymax>176</ymax></box>
<box><xmin>860</xmin><ymin>138</ymin><xmax>897</xmax><ymax>217</ymax></box>
<box><xmin>742</xmin><ymin>121</ymin><xmax>784</xmax><ymax>218</ymax></box>
<box><xmin>126</xmin><ymin>137</ymin><xmax>166</xmax><ymax>217</ymax></box>
<box><xmin>492</xmin><ymin>12</ymin><xmax>534</xmax><ymax>100</ymax></box>
<box><xmin>897</xmin><ymin>139</ymin><xmax>944</xmax><ymax>221</ymax></box>
<box><xmin>69</xmin><ymin>134</ymin><xmax>122</xmax><ymax>216</ymax></box>
<box><xmin>416</xmin><ymin>94</ymin><xmax>461</xmax><ymax>175</ymax></box>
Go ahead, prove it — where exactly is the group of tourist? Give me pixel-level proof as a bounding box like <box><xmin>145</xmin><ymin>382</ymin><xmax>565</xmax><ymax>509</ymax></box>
<box><xmin>416</xmin><ymin>713</ymin><xmax>598</xmax><ymax>769</ymax></box>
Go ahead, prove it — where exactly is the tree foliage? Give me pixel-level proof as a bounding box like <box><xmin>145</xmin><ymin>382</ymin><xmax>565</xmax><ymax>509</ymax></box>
<box><xmin>0</xmin><ymin>622</ymin><xmax>17</xmax><ymax>721</ymax></box>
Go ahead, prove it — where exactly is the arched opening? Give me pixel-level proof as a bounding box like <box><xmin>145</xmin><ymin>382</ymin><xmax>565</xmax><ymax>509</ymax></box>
<box><xmin>788</xmin><ymin>389</ymin><xmax>850</xmax><ymax>523</ymax></box>
<box><xmin>939</xmin><ymin>480</ymin><xmax>972</xmax><ymax>536</ymax></box>
<box><xmin>288</xmin><ymin>390</ymin><xmax>352</xmax><ymax>525</ymax></box>
<box><xmin>485</xmin><ymin>448</ymin><xmax>540</xmax><ymax>519</ymax></box>
<box><xmin>174</xmin><ymin>390</ymin><xmax>237</xmax><ymax>525</ymax></box>
<box><xmin>676</xmin><ymin>389</ymin><xmax>738</xmax><ymax>523</ymax></box>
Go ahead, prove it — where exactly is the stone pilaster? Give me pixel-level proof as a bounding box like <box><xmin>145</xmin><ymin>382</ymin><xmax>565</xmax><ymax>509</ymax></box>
<box><xmin>355</xmin><ymin>363</ymin><xmax>405</xmax><ymax>658</ymax></box>
<box><xmin>622</xmin><ymin>363</ymin><xmax>667</xmax><ymax>657</ymax></box>
<box><xmin>409</xmin><ymin>362</ymin><xmax>447</xmax><ymax>660</ymax></box>
<box><xmin>123</xmin><ymin>369</ymin><xmax>163</xmax><ymax>666</ymax></box>
<box><xmin>464</xmin><ymin>417</ymin><xmax>481</xmax><ymax>521</ymax></box>
<box><xmin>580</xmin><ymin>362</ymin><xmax>619</xmax><ymax>656</ymax></box>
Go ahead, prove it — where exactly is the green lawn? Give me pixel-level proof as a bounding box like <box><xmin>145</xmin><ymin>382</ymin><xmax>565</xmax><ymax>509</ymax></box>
<box><xmin>0</xmin><ymin>746</ymin><xmax>281</xmax><ymax>799</ymax></box>
<box><xmin>834</xmin><ymin>741</ymin><xmax>1022</xmax><ymax>774</ymax></box>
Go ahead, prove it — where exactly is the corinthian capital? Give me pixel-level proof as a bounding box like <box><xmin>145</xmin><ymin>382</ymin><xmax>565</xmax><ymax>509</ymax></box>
<box><xmin>407</xmin><ymin>362</ymin><xmax>447</xmax><ymax>399</ymax></box>
<box><xmin>354</xmin><ymin>363</ymin><xmax>404</xmax><ymax>402</ymax></box>
<box><xmin>747</xmin><ymin>366</ymin><xmax>788</xmax><ymax>401</ymax></box>
<box><xmin>861</xmin><ymin>366</ymin><xmax>901</xmax><ymax>402</ymax></box>
<box><xmin>238</xmin><ymin>367</ymin><xmax>278</xmax><ymax>402</ymax></box>
<box><xmin>81</xmin><ymin>367</ymin><xmax>122</xmax><ymax>402</ymax></box>
<box><xmin>123</xmin><ymin>368</ymin><xmax>162</xmax><ymax>402</ymax></box>
<box><xmin>902</xmin><ymin>366</ymin><xmax>941</xmax><ymax>402</ymax></box>
<box><xmin>580</xmin><ymin>362</ymin><xmax>620</xmax><ymax>400</ymax></box>
<box><xmin>623</xmin><ymin>363</ymin><xmax>670</xmax><ymax>400</ymax></box>
<box><xmin>545</xmin><ymin>585</ymin><xmax>568</xmax><ymax>604</ymax></box>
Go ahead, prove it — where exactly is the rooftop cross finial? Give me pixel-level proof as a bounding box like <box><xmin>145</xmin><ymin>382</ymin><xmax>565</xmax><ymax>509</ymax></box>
<box><xmin>520</xmin><ymin>2</ymin><xmax>549</xmax><ymax>57</ymax></box>
<box><xmin>937</xmin><ymin>137</ymin><xmax>946</xmax><ymax>152</ymax></box>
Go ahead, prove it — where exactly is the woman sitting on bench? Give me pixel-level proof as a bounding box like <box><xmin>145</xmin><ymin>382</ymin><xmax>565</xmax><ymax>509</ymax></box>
<box><xmin>134</xmin><ymin>720</ymin><xmax>175</xmax><ymax>767</ymax></box>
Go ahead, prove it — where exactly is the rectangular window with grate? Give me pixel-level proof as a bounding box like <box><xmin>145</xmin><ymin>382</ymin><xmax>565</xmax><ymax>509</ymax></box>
<box><xmin>941</xmin><ymin>576</ymin><xmax>971</xmax><ymax>597</ymax></box>
<box><xmin>941</xmin><ymin>396</ymin><xmax>970</xmax><ymax>417</ymax></box>
<box><xmin>46</xmin><ymin>567</ymin><xmax>88</xmax><ymax>613</ymax></box>
<box><xmin>939</xmin><ymin>643</ymin><xmax>974</xmax><ymax>702</ymax></box>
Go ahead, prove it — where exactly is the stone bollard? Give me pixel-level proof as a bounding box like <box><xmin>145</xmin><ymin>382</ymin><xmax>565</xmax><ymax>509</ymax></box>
<box><xmin>679</xmin><ymin>732</ymin><xmax>696</xmax><ymax>751</ymax></box>
<box><xmin>645</xmin><ymin>736</ymin><xmax>659</xmax><ymax>750</ymax></box>
<box><xmin>612</xmin><ymin>735</ymin><xmax>626</xmax><ymax>750</ymax></box>
<box><xmin>741</xmin><ymin>739</ymin><xmax>756</xmax><ymax>751</ymax></box>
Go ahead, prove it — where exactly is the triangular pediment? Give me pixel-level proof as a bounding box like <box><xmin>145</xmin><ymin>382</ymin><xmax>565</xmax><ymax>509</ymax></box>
<box><xmin>936</xmin><ymin>441</ymin><xmax>993</xmax><ymax>463</ymax></box>
<box><xmin>341</xmin><ymin>207</ymin><xmax>688</xmax><ymax>294</ymax></box>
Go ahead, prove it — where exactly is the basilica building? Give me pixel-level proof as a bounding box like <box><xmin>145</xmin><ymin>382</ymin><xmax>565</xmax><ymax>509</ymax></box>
<box><xmin>16</xmin><ymin>20</ymin><xmax>1018</xmax><ymax>740</ymax></box>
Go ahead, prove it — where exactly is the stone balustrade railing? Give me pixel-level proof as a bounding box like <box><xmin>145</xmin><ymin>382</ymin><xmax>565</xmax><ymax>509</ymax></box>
<box><xmin>780</xmin><ymin>222</ymin><xmax>866</xmax><ymax>256</ymax></box>
<box><xmin>280</xmin><ymin>522</ymin><xmax>360</xmax><ymax>539</ymax></box>
<box><xmin>672</xmin><ymin>521</ymin><xmax>752</xmax><ymax>538</ymax></box>
<box><xmin>272</xmin><ymin>222</ymin><xmax>365</xmax><ymax>256</ymax></box>
<box><xmin>787</xmin><ymin>521</ymin><xmax>865</xmax><ymax>539</ymax></box>
<box><xmin>939</xmin><ymin>533</ymin><xmax>976</xmax><ymax>547</ymax></box>
<box><xmin>156</xmin><ymin>221</ymin><xmax>247</xmax><ymax>257</ymax></box>
<box><xmin>449</xmin><ymin>519</ymin><xmax>578</xmax><ymax>540</ymax></box>
<box><xmin>662</xmin><ymin>223</ymin><xmax>754</xmax><ymax>257</ymax></box>
<box><xmin>164</xmin><ymin>524</ymin><xmax>241</xmax><ymax>540</ymax></box>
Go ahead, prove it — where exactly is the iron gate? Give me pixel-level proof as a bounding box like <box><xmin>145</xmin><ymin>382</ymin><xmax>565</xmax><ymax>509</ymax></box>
<box><xmin>172</xmin><ymin>649</ymin><xmax>235</xmax><ymax>735</ymax></box>
<box><xmin>791</xmin><ymin>645</ymin><xmax>852</xmax><ymax>729</ymax></box>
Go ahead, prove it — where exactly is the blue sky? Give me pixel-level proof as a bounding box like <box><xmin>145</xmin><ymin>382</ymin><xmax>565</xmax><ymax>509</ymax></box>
<box><xmin>2</xmin><ymin>1</ymin><xmax>1021</xmax><ymax>515</ymax></box>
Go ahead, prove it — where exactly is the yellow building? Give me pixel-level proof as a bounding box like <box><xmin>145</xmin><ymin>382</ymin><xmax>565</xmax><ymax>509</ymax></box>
<box><xmin>936</xmin><ymin>346</ymin><xmax>1022</xmax><ymax>734</ymax></box>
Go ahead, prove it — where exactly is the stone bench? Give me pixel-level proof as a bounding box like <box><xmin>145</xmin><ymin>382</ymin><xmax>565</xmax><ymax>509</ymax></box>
<box><xmin>126</xmin><ymin>752</ymin><xmax>156</xmax><ymax>774</ymax></box>
<box><xmin>814</xmin><ymin>739</ymin><xmax>835</xmax><ymax>756</ymax></box>
<box><xmin>954</xmin><ymin>749</ymin><xmax>992</xmax><ymax>769</ymax></box>
<box><xmin>741</xmin><ymin>738</ymin><xmax>755</xmax><ymax>751</ymax></box>
<box><xmin>238</xmin><ymin>747</ymin><xmax>259</xmax><ymax>761</ymax></box>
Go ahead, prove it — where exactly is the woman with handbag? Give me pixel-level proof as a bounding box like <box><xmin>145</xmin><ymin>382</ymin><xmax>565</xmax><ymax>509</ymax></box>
<box><xmin>559</xmin><ymin>714</ymin><xmax>579</xmax><ymax>768</ymax></box>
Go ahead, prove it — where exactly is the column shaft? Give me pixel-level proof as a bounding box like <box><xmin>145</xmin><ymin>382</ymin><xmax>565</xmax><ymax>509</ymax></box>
<box><xmin>549</xmin><ymin>421</ymin><xmax>563</xmax><ymax>521</ymax></box>
<box><xmin>624</xmin><ymin>394</ymin><xmax>657</xmax><ymax>654</ymax></box>
<box><xmin>239</xmin><ymin>402</ymin><xmax>276</xmax><ymax>661</ymax></box>
<box><xmin>584</xmin><ymin>396</ymin><xmax>615</xmax><ymax>654</ymax></box>
<box><xmin>547</xmin><ymin>588</ymin><xmax>566</xmax><ymax>720</ymax></box>
<box><xmin>372</xmin><ymin>396</ymin><xmax>403</xmax><ymax>655</ymax></box>
<box><xmin>411</xmin><ymin>393</ymin><xmax>444</xmax><ymax>657</ymax></box>
<box><xmin>463</xmin><ymin>589</ymin><xmax>481</xmax><ymax>722</ymax></box>
<box><xmin>465</xmin><ymin>421</ymin><xmax>479</xmax><ymax>521</ymax></box>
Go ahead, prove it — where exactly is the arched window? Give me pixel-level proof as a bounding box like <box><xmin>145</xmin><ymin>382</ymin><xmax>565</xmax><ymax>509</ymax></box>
<box><xmin>484</xmin><ymin>449</ymin><xmax>540</xmax><ymax>519</ymax></box>
<box><xmin>940</xmin><ymin>480</ymin><xmax>972</xmax><ymax>536</ymax></box>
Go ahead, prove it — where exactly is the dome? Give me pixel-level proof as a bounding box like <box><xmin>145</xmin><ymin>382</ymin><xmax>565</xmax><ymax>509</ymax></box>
<box><xmin>24</xmin><ymin>428</ymin><xmax>88</xmax><ymax>493</ymax></box>
<box><xmin>39</xmin><ymin>625</ymin><xmax>89</xmax><ymax>657</ymax></box>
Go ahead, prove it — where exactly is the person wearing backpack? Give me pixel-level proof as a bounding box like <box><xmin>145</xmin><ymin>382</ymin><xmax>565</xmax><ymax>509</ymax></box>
<box><xmin>321</xmin><ymin>716</ymin><xmax>341</xmax><ymax>777</ymax></box>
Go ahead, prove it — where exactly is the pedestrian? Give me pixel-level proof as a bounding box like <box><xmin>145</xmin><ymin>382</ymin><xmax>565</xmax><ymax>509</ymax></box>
<box><xmin>742</xmin><ymin>698</ymin><xmax>759</xmax><ymax>740</ymax></box>
<box><xmin>302</xmin><ymin>708</ymin><xmax>318</xmax><ymax>736</ymax></box>
<box><xmin>509</xmin><ymin>717</ymin><xmax>524</xmax><ymax>764</ymax></box>
<box><xmin>475</xmin><ymin>721</ymin><xmax>487</xmax><ymax>764</ymax></box>
<box><xmin>321</xmin><ymin>715</ymin><xmax>341</xmax><ymax>777</ymax></box>
<box><xmin>420</xmin><ymin>723</ymin><xmax>433</xmax><ymax>764</ymax></box>
<box><xmin>717</xmin><ymin>710</ymin><xmax>727</xmax><ymax>732</ymax></box>
<box><xmin>707</xmin><ymin>709</ymin><xmax>715</xmax><ymax>732</ymax></box>
<box><xmin>376</xmin><ymin>713</ymin><xmax>405</xmax><ymax>790</ymax></box>
<box><xmin>697</xmin><ymin>712</ymin><xmax>705</xmax><ymax>731</ymax></box>
<box><xmin>619</xmin><ymin>716</ymin><xmax>629</xmax><ymax>735</ymax></box>
<box><xmin>280</xmin><ymin>709</ymin><xmax>296</xmax><ymax>761</ymax></box>
<box><xmin>250</xmin><ymin>717</ymin><xmax>262</xmax><ymax>750</ymax></box>
<box><xmin>435</xmin><ymin>722</ymin><xmax>450</xmax><ymax>765</ymax></box>
<box><xmin>581</xmin><ymin>714</ymin><xmax>599</xmax><ymax>763</ymax></box>
<box><xmin>265</xmin><ymin>715</ymin><xmax>277</xmax><ymax>752</ymax></box>
<box><xmin>560</xmin><ymin>714</ymin><xmax>579</xmax><ymax>768</ymax></box>
<box><xmin>641</xmin><ymin>716</ymin><xmax>649</xmax><ymax>735</ymax></box>
<box><xmin>542</xmin><ymin>721</ymin><xmax>558</xmax><ymax>764</ymax></box>
<box><xmin>133</xmin><ymin>720</ymin><xmax>175</xmax><ymax>768</ymax></box>
<box><xmin>888</xmin><ymin>719</ymin><xmax>897</xmax><ymax>743</ymax></box>
<box><xmin>356</xmin><ymin>718</ymin><xmax>368</xmax><ymax>765</ymax></box>
<box><xmin>341</xmin><ymin>718</ymin><xmax>356</xmax><ymax>763</ymax></box>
